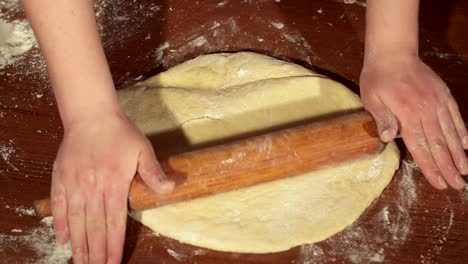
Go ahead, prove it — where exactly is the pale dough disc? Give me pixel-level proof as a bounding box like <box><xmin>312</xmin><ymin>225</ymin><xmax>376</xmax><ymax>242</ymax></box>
<box><xmin>121</xmin><ymin>52</ymin><xmax>400</xmax><ymax>253</ymax></box>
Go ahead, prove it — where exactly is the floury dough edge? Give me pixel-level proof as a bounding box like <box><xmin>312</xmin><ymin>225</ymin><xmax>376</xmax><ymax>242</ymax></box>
<box><xmin>120</xmin><ymin>52</ymin><xmax>400</xmax><ymax>253</ymax></box>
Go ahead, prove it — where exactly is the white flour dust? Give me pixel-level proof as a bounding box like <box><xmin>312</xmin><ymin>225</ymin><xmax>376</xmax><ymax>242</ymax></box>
<box><xmin>0</xmin><ymin>140</ymin><xmax>18</xmax><ymax>171</ymax></box>
<box><xmin>0</xmin><ymin>18</ymin><xmax>37</xmax><ymax>69</ymax></box>
<box><xmin>296</xmin><ymin>159</ymin><xmax>417</xmax><ymax>264</ymax></box>
<box><xmin>419</xmin><ymin>195</ymin><xmax>455</xmax><ymax>264</ymax></box>
<box><xmin>461</xmin><ymin>185</ymin><xmax>468</xmax><ymax>204</ymax></box>
<box><xmin>154</xmin><ymin>235</ymin><xmax>208</xmax><ymax>262</ymax></box>
<box><xmin>342</xmin><ymin>0</ymin><xmax>367</xmax><ymax>7</ymax></box>
<box><xmin>14</xmin><ymin>205</ymin><xmax>36</xmax><ymax>216</ymax></box>
<box><xmin>0</xmin><ymin>217</ymin><xmax>72</xmax><ymax>264</ymax></box>
<box><xmin>166</xmin><ymin>248</ymin><xmax>207</xmax><ymax>262</ymax></box>
<box><xmin>0</xmin><ymin>0</ymin><xmax>51</xmax><ymax>101</ymax></box>
<box><xmin>0</xmin><ymin>0</ymin><xmax>36</xmax><ymax>68</ymax></box>
<box><xmin>94</xmin><ymin>0</ymin><xmax>163</xmax><ymax>48</ymax></box>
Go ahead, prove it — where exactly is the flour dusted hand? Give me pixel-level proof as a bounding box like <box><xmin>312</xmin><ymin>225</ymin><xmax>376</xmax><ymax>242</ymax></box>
<box><xmin>51</xmin><ymin>111</ymin><xmax>174</xmax><ymax>263</ymax></box>
<box><xmin>21</xmin><ymin>0</ymin><xmax>175</xmax><ymax>262</ymax></box>
<box><xmin>360</xmin><ymin>55</ymin><xmax>468</xmax><ymax>190</ymax></box>
<box><xmin>363</xmin><ymin>0</ymin><xmax>467</xmax><ymax>190</ymax></box>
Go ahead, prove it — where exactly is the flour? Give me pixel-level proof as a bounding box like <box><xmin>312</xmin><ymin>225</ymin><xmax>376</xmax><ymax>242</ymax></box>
<box><xmin>0</xmin><ymin>18</ymin><xmax>37</xmax><ymax>69</ymax></box>
<box><xmin>0</xmin><ymin>217</ymin><xmax>72</xmax><ymax>264</ymax></box>
<box><xmin>399</xmin><ymin>160</ymin><xmax>418</xmax><ymax>208</ymax></box>
<box><xmin>14</xmin><ymin>206</ymin><xmax>36</xmax><ymax>216</ymax></box>
<box><xmin>165</xmin><ymin>248</ymin><xmax>207</xmax><ymax>262</ymax></box>
<box><xmin>419</xmin><ymin>196</ymin><xmax>455</xmax><ymax>264</ymax></box>
<box><xmin>297</xmin><ymin>158</ymin><xmax>417</xmax><ymax>264</ymax></box>
<box><xmin>0</xmin><ymin>0</ymin><xmax>19</xmax><ymax>9</ymax></box>
<box><xmin>0</xmin><ymin>141</ymin><xmax>15</xmax><ymax>162</ymax></box>
<box><xmin>94</xmin><ymin>0</ymin><xmax>163</xmax><ymax>48</ymax></box>
<box><xmin>280</xmin><ymin>31</ymin><xmax>314</xmax><ymax>64</ymax></box>
<box><xmin>270</xmin><ymin>21</ymin><xmax>284</xmax><ymax>29</ymax></box>
<box><xmin>0</xmin><ymin>140</ymin><xmax>18</xmax><ymax>171</ymax></box>
<box><xmin>0</xmin><ymin>2</ymin><xmax>50</xmax><ymax>100</ymax></box>
<box><xmin>216</xmin><ymin>0</ymin><xmax>229</xmax><ymax>7</ymax></box>
<box><xmin>166</xmin><ymin>249</ymin><xmax>186</xmax><ymax>261</ymax></box>
<box><xmin>461</xmin><ymin>185</ymin><xmax>468</xmax><ymax>204</ymax></box>
<box><xmin>342</xmin><ymin>0</ymin><xmax>367</xmax><ymax>7</ymax></box>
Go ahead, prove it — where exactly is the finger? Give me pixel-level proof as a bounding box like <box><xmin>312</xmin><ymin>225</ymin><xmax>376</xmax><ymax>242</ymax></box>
<box><xmin>401</xmin><ymin>122</ymin><xmax>448</xmax><ymax>190</ymax></box>
<box><xmin>438</xmin><ymin>105</ymin><xmax>468</xmax><ymax>175</ymax></box>
<box><xmin>85</xmin><ymin>192</ymin><xmax>107</xmax><ymax>263</ymax></box>
<box><xmin>447</xmin><ymin>100</ymin><xmax>468</xmax><ymax>149</ymax></box>
<box><xmin>138</xmin><ymin>143</ymin><xmax>175</xmax><ymax>194</ymax></box>
<box><xmin>363</xmin><ymin>95</ymin><xmax>399</xmax><ymax>142</ymax></box>
<box><xmin>422</xmin><ymin>113</ymin><xmax>465</xmax><ymax>190</ymax></box>
<box><xmin>105</xmin><ymin>186</ymin><xmax>129</xmax><ymax>264</ymax></box>
<box><xmin>51</xmin><ymin>166</ymin><xmax>69</xmax><ymax>244</ymax></box>
<box><xmin>68</xmin><ymin>192</ymin><xmax>89</xmax><ymax>264</ymax></box>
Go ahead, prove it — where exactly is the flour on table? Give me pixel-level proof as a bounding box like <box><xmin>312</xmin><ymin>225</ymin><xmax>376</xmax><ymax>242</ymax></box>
<box><xmin>0</xmin><ymin>217</ymin><xmax>72</xmax><ymax>263</ymax></box>
<box><xmin>14</xmin><ymin>205</ymin><xmax>36</xmax><ymax>216</ymax></box>
<box><xmin>0</xmin><ymin>18</ymin><xmax>36</xmax><ymax>69</ymax></box>
<box><xmin>0</xmin><ymin>140</ymin><xmax>18</xmax><ymax>171</ymax></box>
<box><xmin>294</xmin><ymin>157</ymin><xmax>418</xmax><ymax>264</ymax></box>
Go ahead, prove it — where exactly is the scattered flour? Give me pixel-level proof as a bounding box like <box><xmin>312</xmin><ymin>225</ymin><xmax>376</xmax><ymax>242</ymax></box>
<box><xmin>0</xmin><ymin>141</ymin><xmax>15</xmax><ymax>162</ymax></box>
<box><xmin>296</xmin><ymin>159</ymin><xmax>417</xmax><ymax>264</ymax></box>
<box><xmin>0</xmin><ymin>217</ymin><xmax>72</xmax><ymax>264</ymax></box>
<box><xmin>399</xmin><ymin>160</ymin><xmax>417</xmax><ymax>208</ymax></box>
<box><xmin>190</xmin><ymin>36</ymin><xmax>208</xmax><ymax>47</ymax></box>
<box><xmin>461</xmin><ymin>185</ymin><xmax>468</xmax><ymax>204</ymax></box>
<box><xmin>14</xmin><ymin>206</ymin><xmax>36</xmax><ymax>216</ymax></box>
<box><xmin>165</xmin><ymin>247</ymin><xmax>207</xmax><ymax>262</ymax></box>
<box><xmin>94</xmin><ymin>0</ymin><xmax>163</xmax><ymax>48</ymax></box>
<box><xmin>419</xmin><ymin>196</ymin><xmax>455</xmax><ymax>264</ymax></box>
<box><xmin>0</xmin><ymin>140</ymin><xmax>18</xmax><ymax>171</ymax></box>
<box><xmin>342</xmin><ymin>0</ymin><xmax>367</xmax><ymax>7</ymax></box>
<box><xmin>166</xmin><ymin>249</ymin><xmax>186</xmax><ymax>261</ymax></box>
<box><xmin>0</xmin><ymin>18</ymin><xmax>37</xmax><ymax>69</ymax></box>
<box><xmin>216</xmin><ymin>0</ymin><xmax>229</xmax><ymax>7</ymax></box>
<box><xmin>270</xmin><ymin>21</ymin><xmax>284</xmax><ymax>29</ymax></box>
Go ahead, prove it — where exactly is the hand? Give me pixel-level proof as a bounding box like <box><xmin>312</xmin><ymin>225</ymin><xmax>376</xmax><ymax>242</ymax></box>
<box><xmin>51</xmin><ymin>110</ymin><xmax>175</xmax><ymax>264</ymax></box>
<box><xmin>360</xmin><ymin>54</ymin><xmax>468</xmax><ymax>190</ymax></box>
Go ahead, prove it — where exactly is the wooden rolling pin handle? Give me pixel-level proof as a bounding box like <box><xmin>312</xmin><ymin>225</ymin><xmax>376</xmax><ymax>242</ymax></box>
<box><xmin>34</xmin><ymin>110</ymin><xmax>383</xmax><ymax>217</ymax></box>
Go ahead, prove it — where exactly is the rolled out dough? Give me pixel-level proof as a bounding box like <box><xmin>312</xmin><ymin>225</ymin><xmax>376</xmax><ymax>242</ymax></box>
<box><xmin>121</xmin><ymin>52</ymin><xmax>400</xmax><ymax>253</ymax></box>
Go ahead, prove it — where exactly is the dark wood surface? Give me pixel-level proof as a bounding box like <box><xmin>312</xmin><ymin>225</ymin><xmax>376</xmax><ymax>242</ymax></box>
<box><xmin>0</xmin><ymin>0</ymin><xmax>467</xmax><ymax>263</ymax></box>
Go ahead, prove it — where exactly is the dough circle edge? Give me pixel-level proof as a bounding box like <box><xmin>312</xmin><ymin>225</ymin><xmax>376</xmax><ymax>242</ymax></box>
<box><xmin>121</xmin><ymin>52</ymin><xmax>400</xmax><ymax>253</ymax></box>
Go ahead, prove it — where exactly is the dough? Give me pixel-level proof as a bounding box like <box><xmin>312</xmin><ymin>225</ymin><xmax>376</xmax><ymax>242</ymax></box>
<box><xmin>122</xmin><ymin>52</ymin><xmax>400</xmax><ymax>253</ymax></box>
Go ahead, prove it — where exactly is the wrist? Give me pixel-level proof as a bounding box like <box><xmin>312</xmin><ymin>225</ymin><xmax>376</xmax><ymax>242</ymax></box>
<box><xmin>364</xmin><ymin>42</ymin><xmax>418</xmax><ymax>66</ymax></box>
<box><xmin>56</xmin><ymin>88</ymin><xmax>124</xmax><ymax>130</ymax></box>
<box><xmin>362</xmin><ymin>47</ymin><xmax>419</xmax><ymax>70</ymax></box>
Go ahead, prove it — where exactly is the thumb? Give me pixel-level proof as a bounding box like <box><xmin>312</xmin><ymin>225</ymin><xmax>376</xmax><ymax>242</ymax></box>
<box><xmin>138</xmin><ymin>144</ymin><xmax>175</xmax><ymax>194</ymax></box>
<box><xmin>365</xmin><ymin>96</ymin><xmax>399</xmax><ymax>142</ymax></box>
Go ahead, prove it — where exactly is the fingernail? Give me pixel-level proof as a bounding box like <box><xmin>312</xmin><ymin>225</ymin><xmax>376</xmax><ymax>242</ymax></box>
<box><xmin>455</xmin><ymin>176</ymin><xmax>466</xmax><ymax>188</ymax></box>
<box><xmin>157</xmin><ymin>180</ymin><xmax>175</xmax><ymax>194</ymax></box>
<box><xmin>463</xmin><ymin>136</ymin><xmax>468</xmax><ymax>149</ymax></box>
<box><xmin>462</xmin><ymin>161</ymin><xmax>468</xmax><ymax>175</ymax></box>
<box><xmin>437</xmin><ymin>176</ymin><xmax>448</xmax><ymax>189</ymax></box>
<box><xmin>381</xmin><ymin>129</ymin><xmax>393</xmax><ymax>142</ymax></box>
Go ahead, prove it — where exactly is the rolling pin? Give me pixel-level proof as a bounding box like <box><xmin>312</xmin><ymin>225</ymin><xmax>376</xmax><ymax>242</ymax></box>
<box><xmin>35</xmin><ymin>110</ymin><xmax>383</xmax><ymax>217</ymax></box>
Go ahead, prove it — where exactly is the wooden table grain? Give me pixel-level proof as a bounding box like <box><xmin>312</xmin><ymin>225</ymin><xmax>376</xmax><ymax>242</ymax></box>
<box><xmin>0</xmin><ymin>0</ymin><xmax>467</xmax><ymax>263</ymax></box>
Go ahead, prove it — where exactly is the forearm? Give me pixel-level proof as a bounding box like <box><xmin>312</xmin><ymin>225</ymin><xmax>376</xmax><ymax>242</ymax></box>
<box><xmin>364</xmin><ymin>0</ymin><xmax>419</xmax><ymax>63</ymax></box>
<box><xmin>22</xmin><ymin>0</ymin><xmax>120</xmax><ymax>128</ymax></box>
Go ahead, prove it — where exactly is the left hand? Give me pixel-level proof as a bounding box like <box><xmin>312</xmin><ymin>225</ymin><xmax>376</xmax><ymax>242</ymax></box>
<box><xmin>360</xmin><ymin>54</ymin><xmax>468</xmax><ymax>190</ymax></box>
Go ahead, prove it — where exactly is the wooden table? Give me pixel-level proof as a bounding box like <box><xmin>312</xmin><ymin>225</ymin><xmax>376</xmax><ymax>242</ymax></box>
<box><xmin>0</xmin><ymin>0</ymin><xmax>467</xmax><ymax>263</ymax></box>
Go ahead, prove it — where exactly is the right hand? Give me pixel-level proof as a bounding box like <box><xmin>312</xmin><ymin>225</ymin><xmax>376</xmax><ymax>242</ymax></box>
<box><xmin>51</xmin><ymin>110</ymin><xmax>174</xmax><ymax>264</ymax></box>
<box><xmin>360</xmin><ymin>54</ymin><xmax>468</xmax><ymax>190</ymax></box>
